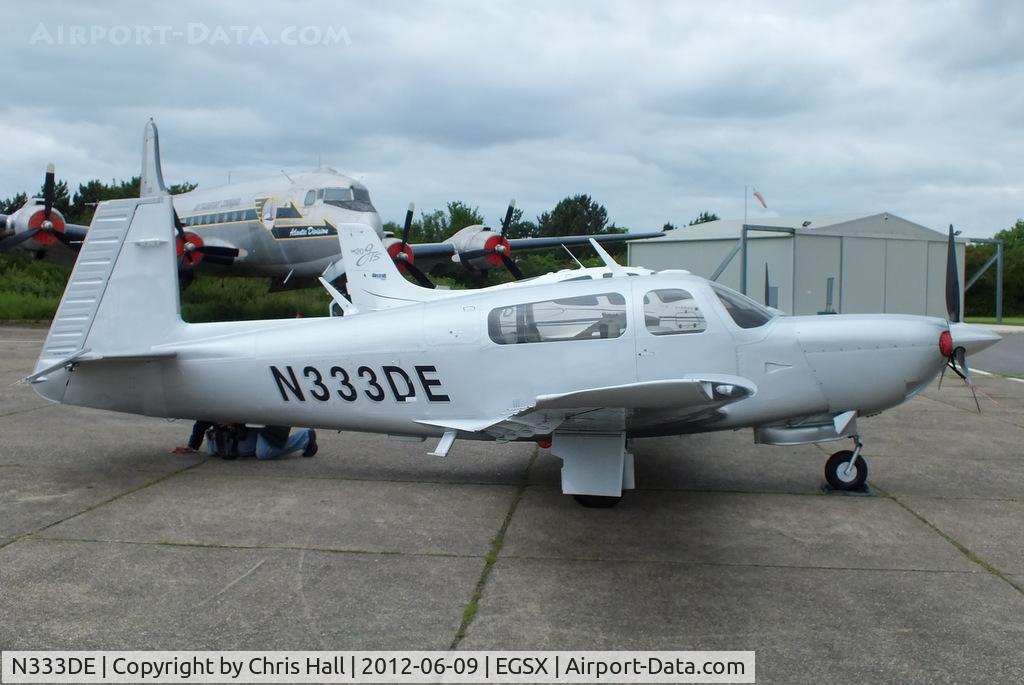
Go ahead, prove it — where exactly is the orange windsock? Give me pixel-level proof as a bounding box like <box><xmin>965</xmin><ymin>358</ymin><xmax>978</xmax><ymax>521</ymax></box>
<box><xmin>753</xmin><ymin>188</ymin><xmax>767</xmax><ymax>209</ymax></box>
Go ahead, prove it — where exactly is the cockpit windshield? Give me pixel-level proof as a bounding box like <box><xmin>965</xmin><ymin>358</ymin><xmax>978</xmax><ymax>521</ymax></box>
<box><xmin>322</xmin><ymin>186</ymin><xmax>376</xmax><ymax>213</ymax></box>
<box><xmin>710</xmin><ymin>283</ymin><xmax>776</xmax><ymax>329</ymax></box>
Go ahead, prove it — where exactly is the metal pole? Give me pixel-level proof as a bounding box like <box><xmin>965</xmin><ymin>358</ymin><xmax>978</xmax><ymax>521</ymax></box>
<box><xmin>996</xmin><ymin>242</ymin><xmax>1004</xmax><ymax>323</ymax></box>
<box><xmin>964</xmin><ymin>237</ymin><xmax>1004</xmax><ymax>323</ymax></box>
<box><xmin>740</xmin><ymin>225</ymin><xmax>748</xmax><ymax>295</ymax></box>
<box><xmin>711</xmin><ymin>242</ymin><xmax>742</xmax><ymax>282</ymax></box>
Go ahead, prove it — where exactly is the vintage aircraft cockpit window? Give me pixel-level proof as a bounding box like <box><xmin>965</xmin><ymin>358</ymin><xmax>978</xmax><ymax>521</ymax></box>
<box><xmin>323</xmin><ymin>186</ymin><xmax>377</xmax><ymax>213</ymax></box>
<box><xmin>711</xmin><ymin>284</ymin><xmax>775</xmax><ymax>329</ymax></box>
<box><xmin>304</xmin><ymin>190</ymin><xmax>316</xmax><ymax>205</ymax></box>
<box><xmin>643</xmin><ymin>289</ymin><xmax>706</xmax><ymax>335</ymax></box>
<box><xmin>488</xmin><ymin>292</ymin><xmax>627</xmax><ymax>344</ymax></box>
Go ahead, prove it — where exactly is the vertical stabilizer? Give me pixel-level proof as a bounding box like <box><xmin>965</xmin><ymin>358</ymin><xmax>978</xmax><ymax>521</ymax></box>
<box><xmin>140</xmin><ymin>118</ymin><xmax>167</xmax><ymax>197</ymax></box>
<box><xmin>30</xmin><ymin>194</ymin><xmax>184</xmax><ymax>400</ymax></box>
<box><xmin>338</xmin><ymin>223</ymin><xmax>448</xmax><ymax>311</ymax></box>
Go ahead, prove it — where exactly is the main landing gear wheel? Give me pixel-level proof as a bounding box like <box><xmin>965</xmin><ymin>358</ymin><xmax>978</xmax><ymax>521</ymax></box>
<box><xmin>573</xmin><ymin>494</ymin><xmax>622</xmax><ymax>508</ymax></box>
<box><xmin>825</xmin><ymin>449</ymin><xmax>868</xmax><ymax>491</ymax></box>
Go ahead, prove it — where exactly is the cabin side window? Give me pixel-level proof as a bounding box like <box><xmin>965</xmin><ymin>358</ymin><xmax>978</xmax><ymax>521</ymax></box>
<box><xmin>643</xmin><ymin>289</ymin><xmax>706</xmax><ymax>335</ymax></box>
<box><xmin>488</xmin><ymin>292</ymin><xmax>627</xmax><ymax>345</ymax></box>
<box><xmin>304</xmin><ymin>190</ymin><xmax>316</xmax><ymax>206</ymax></box>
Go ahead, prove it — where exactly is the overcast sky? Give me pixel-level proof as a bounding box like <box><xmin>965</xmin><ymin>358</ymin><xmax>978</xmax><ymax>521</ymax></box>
<box><xmin>3</xmin><ymin>1</ymin><xmax>1022</xmax><ymax>235</ymax></box>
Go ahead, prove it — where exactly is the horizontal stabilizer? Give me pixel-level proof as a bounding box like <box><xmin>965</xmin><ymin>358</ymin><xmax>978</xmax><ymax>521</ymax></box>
<box><xmin>23</xmin><ymin>349</ymin><xmax>176</xmax><ymax>384</ymax></box>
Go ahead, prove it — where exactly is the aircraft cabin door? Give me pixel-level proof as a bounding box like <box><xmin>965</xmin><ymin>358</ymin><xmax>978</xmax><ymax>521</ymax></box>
<box><xmin>632</xmin><ymin>282</ymin><xmax>738</xmax><ymax>382</ymax></box>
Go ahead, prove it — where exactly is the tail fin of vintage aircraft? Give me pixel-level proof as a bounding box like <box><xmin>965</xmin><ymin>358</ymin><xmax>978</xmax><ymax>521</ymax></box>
<box><xmin>337</xmin><ymin>222</ymin><xmax>453</xmax><ymax>312</ymax></box>
<box><xmin>140</xmin><ymin>118</ymin><xmax>168</xmax><ymax>198</ymax></box>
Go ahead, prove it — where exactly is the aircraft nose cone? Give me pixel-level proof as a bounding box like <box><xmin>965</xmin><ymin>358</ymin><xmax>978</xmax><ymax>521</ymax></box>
<box><xmin>949</xmin><ymin>322</ymin><xmax>1001</xmax><ymax>355</ymax></box>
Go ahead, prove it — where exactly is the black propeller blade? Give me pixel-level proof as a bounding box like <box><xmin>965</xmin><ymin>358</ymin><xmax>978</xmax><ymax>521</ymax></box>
<box><xmin>764</xmin><ymin>263</ymin><xmax>770</xmax><ymax>306</ymax></box>
<box><xmin>0</xmin><ymin>228</ymin><xmax>42</xmax><ymax>250</ymax></box>
<box><xmin>945</xmin><ymin>224</ymin><xmax>961</xmax><ymax>323</ymax></box>
<box><xmin>401</xmin><ymin>202</ymin><xmax>414</xmax><ymax>249</ymax></box>
<box><xmin>392</xmin><ymin>201</ymin><xmax>434</xmax><ymax>288</ymax></box>
<box><xmin>501</xmin><ymin>253</ymin><xmax>524</xmax><ymax>279</ymax></box>
<box><xmin>43</xmin><ymin>163</ymin><xmax>55</xmax><ymax>220</ymax></box>
<box><xmin>200</xmin><ymin>254</ymin><xmax>238</xmax><ymax>266</ymax></box>
<box><xmin>404</xmin><ymin>261</ymin><xmax>436</xmax><ymax>288</ymax></box>
<box><xmin>500</xmin><ymin>199</ymin><xmax>516</xmax><ymax>234</ymax></box>
<box><xmin>199</xmin><ymin>245</ymin><xmax>240</xmax><ymax>259</ymax></box>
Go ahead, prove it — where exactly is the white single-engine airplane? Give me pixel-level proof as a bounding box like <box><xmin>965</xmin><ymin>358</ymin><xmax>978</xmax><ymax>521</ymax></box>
<box><xmin>0</xmin><ymin>120</ymin><xmax>661</xmax><ymax>290</ymax></box>
<box><xmin>25</xmin><ymin>136</ymin><xmax>1000</xmax><ymax>507</ymax></box>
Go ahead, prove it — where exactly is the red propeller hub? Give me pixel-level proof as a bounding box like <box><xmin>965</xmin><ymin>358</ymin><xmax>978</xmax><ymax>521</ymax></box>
<box><xmin>386</xmin><ymin>241</ymin><xmax>415</xmax><ymax>273</ymax></box>
<box><xmin>27</xmin><ymin>208</ymin><xmax>65</xmax><ymax>246</ymax></box>
<box><xmin>483</xmin><ymin>234</ymin><xmax>511</xmax><ymax>267</ymax></box>
<box><xmin>176</xmin><ymin>231</ymin><xmax>205</xmax><ymax>268</ymax></box>
<box><xmin>939</xmin><ymin>330</ymin><xmax>953</xmax><ymax>358</ymax></box>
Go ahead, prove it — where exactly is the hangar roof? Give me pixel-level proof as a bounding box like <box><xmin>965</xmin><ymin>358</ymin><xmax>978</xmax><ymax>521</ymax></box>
<box><xmin>643</xmin><ymin>212</ymin><xmax>952</xmax><ymax>243</ymax></box>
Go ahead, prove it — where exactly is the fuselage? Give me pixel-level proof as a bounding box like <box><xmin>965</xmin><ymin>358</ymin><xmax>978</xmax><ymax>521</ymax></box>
<box><xmin>172</xmin><ymin>168</ymin><xmax>383</xmax><ymax>279</ymax></box>
<box><xmin>42</xmin><ymin>272</ymin><xmax>956</xmax><ymax>440</ymax></box>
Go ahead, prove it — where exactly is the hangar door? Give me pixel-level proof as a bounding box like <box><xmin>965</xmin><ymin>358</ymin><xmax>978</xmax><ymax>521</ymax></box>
<box><xmin>793</xmin><ymin>234</ymin><xmax>841</xmax><ymax>315</ymax></box>
<box><xmin>840</xmin><ymin>238</ymin><xmax>885</xmax><ymax>313</ymax></box>
<box><xmin>884</xmin><ymin>240</ymin><xmax>928</xmax><ymax>314</ymax></box>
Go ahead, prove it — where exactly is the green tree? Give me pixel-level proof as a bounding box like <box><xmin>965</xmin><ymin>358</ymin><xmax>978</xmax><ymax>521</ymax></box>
<box><xmin>537</xmin><ymin>194</ymin><xmax>610</xmax><ymax>237</ymax></box>
<box><xmin>689</xmin><ymin>211</ymin><xmax>719</xmax><ymax>225</ymax></box>
<box><xmin>0</xmin><ymin>192</ymin><xmax>27</xmax><ymax>215</ymax></box>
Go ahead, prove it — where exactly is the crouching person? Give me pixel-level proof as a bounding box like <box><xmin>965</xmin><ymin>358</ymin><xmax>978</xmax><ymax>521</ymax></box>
<box><xmin>255</xmin><ymin>425</ymin><xmax>318</xmax><ymax>460</ymax></box>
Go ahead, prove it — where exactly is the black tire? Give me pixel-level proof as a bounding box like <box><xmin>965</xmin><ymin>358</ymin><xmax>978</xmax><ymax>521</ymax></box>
<box><xmin>825</xmin><ymin>450</ymin><xmax>868</xmax><ymax>491</ymax></box>
<box><xmin>573</xmin><ymin>494</ymin><xmax>622</xmax><ymax>508</ymax></box>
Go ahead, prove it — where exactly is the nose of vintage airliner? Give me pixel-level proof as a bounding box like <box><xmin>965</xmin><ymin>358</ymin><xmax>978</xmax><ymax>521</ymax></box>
<box><xmin>948</xmin><ymin>322</ymin><xmax>1001</xmax><ymax>355</ymax></box>
<box><xmin>792</xmin><ymin>314</ymin><xmax>951</xmax><ymax>413</ymax></box>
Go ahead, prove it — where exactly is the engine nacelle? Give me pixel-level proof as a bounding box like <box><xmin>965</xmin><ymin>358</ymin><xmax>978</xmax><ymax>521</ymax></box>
<box><xmin>447</xmin><ymin>225</ymin><xmax>512</xmax><ymax>271</ymax></box>
<box><xmin>4</xmin><ymin>202</ymin><xmax>66</xmax><ymax>249</ymax></box>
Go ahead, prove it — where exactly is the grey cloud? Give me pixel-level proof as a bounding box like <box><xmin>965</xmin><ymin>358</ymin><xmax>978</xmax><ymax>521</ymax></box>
<box><xmin>2</xmin><ymin>0</ymin><xmax>1023</xmax><ymax>236</ymax></box>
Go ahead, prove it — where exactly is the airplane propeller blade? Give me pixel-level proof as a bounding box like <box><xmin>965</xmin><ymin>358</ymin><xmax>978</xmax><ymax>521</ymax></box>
<box><xmin>173</xmin><ymin>208</ymin><xmax>188</xmax><ymax>242</ymax></box>
<box><xmin>404</xmin><ymin>261</ymin><xmax>436</xmax><ymax>289</ymax></box>
<box><xmin>401</xmin><ymin>202</ymin><xmax>414</xmax><ymax>249</ymax></box>
<box><xmin>199</xmin><ymin>253</ymin><xmax>237</xmax><ymax>266</ymax></box>
<box><xmin>955</xmin><ymin>347</ymin><xmax>981</xmax><ymax>413</ymax></box>
<box><xmin>500</xmin><ymin>199</ymin><xmax>516</xmax><ymax>235</ymax></box>
<box><xmin>945</xmin><ymin>224</ymin><xmax>961</xmax><ymax>323</ymax></box>
<box><xmin>764</xmin><ymin>263</ymin><xmax>770</xmax><ymax>306</ymax></box>
<box><xmin>43</xmin><ymin>163</ymin><xmax>55</xmax><ymax>220</ymax></box>
<box><xmin>0</xmin><ymin>228</ymin><xmax>42</xmax><ymax>250</ymax></box>
<box><xmin>501</xmin><ymin>253</ymin><xmax>524</xmax><ymax>280</ymax></box>
<box><xmin>198</xmin><ymin>245</ymin><xmax>240</xmax><ymax>259</ymax></box>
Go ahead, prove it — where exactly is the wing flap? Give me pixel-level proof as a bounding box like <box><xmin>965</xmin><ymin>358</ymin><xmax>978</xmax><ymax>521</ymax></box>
<box><xmin>413</xmin><ymin>376</ymin><xmax>755</xmax><ymax>440</ymax></box>
<box><xmin>536</xmin><ymin>376</ymin><xmax>754</xmax><ymax>410</ymax></box>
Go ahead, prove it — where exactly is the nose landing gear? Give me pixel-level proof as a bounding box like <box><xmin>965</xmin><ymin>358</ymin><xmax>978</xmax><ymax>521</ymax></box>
<box><xmin>825</xmin><ymin>437</ymin><xmax>868</xmax><ymax>491</ymax></box>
